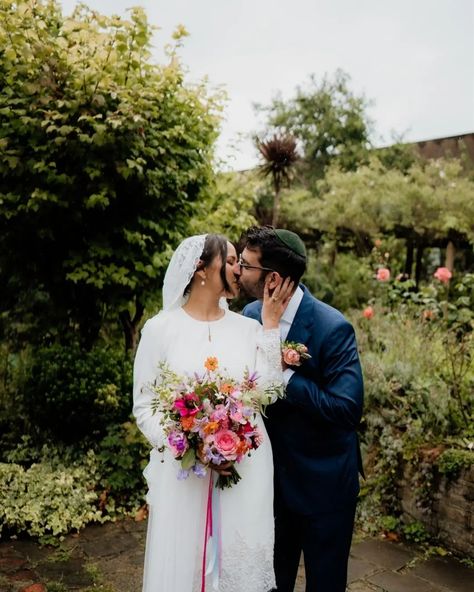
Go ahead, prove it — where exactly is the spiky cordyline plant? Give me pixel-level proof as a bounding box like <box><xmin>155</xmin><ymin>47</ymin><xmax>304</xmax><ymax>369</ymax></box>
<box><xmin>256</xmin><ymin>134</ymin><xmax>299</xmax><ymax>226</ymax></box>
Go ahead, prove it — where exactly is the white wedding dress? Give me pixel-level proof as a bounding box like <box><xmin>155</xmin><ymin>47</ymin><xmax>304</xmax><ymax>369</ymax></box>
<box><xmin>133</xmin><ymin>307</ymin><xmax>281</xmax><ymax>592</ymax></box>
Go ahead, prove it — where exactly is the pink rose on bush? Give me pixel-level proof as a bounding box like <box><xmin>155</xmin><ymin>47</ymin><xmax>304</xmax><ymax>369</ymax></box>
<box><xmin>283</xmin><ymin>348</ymin><xmax>301</xmax><ymax>366</ymax></box>
<box><xmin>376</xmin><ymin>268</ymin><xmax>391</xmax><ymax>281</ymax></box>
<box><xmin>214</xmin><ymin>429</ymin><xmax>240</xmax><ymax>460</ymax></box>
<box><xmin>363</xmin><ymin>306</ymin><xmax>374</xmax><ymax>319</ymax></box>
<box><xmin>433</xmin><ymin>267</ymin><xmax>452</xmax><ymax>283</ymax></box>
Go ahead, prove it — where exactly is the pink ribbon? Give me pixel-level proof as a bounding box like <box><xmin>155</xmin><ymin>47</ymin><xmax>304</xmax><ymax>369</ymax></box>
<box><xmin>201</xmin><ymin>473</ymin><xmax>214</xmax><ymax>592</ymax></box>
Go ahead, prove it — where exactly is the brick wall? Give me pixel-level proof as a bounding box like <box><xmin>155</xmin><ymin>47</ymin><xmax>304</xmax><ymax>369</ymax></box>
<box><xmin>399</xmin><ymin>465</ymin><xmax>474</xmax><ymax>558</ymax></box>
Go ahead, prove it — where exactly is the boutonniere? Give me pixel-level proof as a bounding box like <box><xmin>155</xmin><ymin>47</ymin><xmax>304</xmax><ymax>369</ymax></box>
<box><xmin>281</xmin><ymin>341</ymin><xmax>311</xmax><ymax>366</ymax></box>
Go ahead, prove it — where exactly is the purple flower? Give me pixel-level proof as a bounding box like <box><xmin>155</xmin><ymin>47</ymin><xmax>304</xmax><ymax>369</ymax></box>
<box><xmin>177</xmin><ymin>468</ymin><xmax>190</xmax><ymax>480</ymax></box>
<box><xmin>193</xmin><ymin>371</ymin><xmax>205</xmax><ymax>383</ymax></box>
<box><xmin>202</xmin><ymin>444</ymin><xmax>223</xmax><ymax>464</ymax></box>
<box><xmin>168</xmin><ymin>430</ymin><xmax>188</xmax><ymax>457</ymax></box>
<box><xmin>247</xmin><ymin>371</ymin><xmax>258</xmax><ymax>383</ymax></box>
<box><xmin>192</xmin><ymin>463</ymin><xmax>207</xmax><ymax>478</ymax></box>
<box><xmin>242</xmin><ymin>406</ymin><xmax>253</xmax><ymax>418</ymax></box>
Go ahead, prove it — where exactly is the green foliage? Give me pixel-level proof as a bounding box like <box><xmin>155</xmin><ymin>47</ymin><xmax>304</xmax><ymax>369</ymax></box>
<box><xmin>402</xmin><ymin>521</ymin><xmax>430</xmax><ymax>544</ymax></box>
<box><xmin>379</xmin><ymin>514</ymin><xmax>400</xmax><ymax>532</ymax></box>
<box><xmin>95</xmin><ymin>422</ymin><xmax>150</xmax><ymax>513</ymax></box>
<box><xmin>354</xmin><ymin>270</ymin><xmax>473</xmax><ymax>540</ymax></box>
<box><xmin>0</xmin><ymin>423</ymin><xmax>149</xmax><ymax>541</ymax></box>
<box><xmin>190</xmin><ymin>171</ymin><xmax>257</xmax><ymax>241</ymax></box>
<box><xmin>316</xmin><ymin>157</ymin><xmax>474</xmax><ymax>243</ymax></box>
<box><xmin>21</xmin><ymin>343</ymin><xmax>132</xmax><ymax>442</ymax></box>
<box><xmin>438</xmin><ymin>448</ymin><xmax>474</xmax><ymax>479</ymax></box>
<box><xmin>0</xmin><ymin>451</ymin><xmax>103</xmax><ymax>543</ymax></box>
<box><xmin>304</xmin><ymin>249</ymin><xmax>373</xmax><ymax>310</ymax></box>
<box><xmin>0</xmin><ymin>0</ymin><xmax>221</xmax><ymax>347</ymax></box>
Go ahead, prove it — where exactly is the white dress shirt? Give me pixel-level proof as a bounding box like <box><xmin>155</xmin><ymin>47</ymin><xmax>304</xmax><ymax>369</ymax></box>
<box><xmin>280</xmin><ymin>286</ymin><xmax>304</xmax><ymax>385</ymax></box>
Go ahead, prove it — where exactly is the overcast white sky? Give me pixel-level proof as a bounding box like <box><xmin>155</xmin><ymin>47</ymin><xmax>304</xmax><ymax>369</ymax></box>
<box><xmin>60</xmin><ymin>0</ymin><xmax>474</xmax><ymax>170</ymax></box>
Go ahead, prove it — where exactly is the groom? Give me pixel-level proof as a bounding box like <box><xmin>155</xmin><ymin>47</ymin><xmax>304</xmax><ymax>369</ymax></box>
<box><xmin>236</xmin><ymin>226</ymin><xmax>364</xmax><ymax>592</ymax></box>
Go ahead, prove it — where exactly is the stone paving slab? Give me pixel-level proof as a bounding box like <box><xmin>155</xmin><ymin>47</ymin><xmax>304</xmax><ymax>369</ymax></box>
<box><xmin>411</xmin><ymin>557</ymin><xmax>474</xmax><ymax>592</ymax></box>
<box><xmin>350</xmin><ymin>539</ymin><xmax>413</xmax><ymax>571</ymax></box>
<box><xmin>367</xmin><ymin>569</ymin><xmax>446</xmax><ymax>592</ymax></box>
<box><xmin>347</xmin><ymin>556</ymin><xmax>380</xmax><ymax>583</ymax></box>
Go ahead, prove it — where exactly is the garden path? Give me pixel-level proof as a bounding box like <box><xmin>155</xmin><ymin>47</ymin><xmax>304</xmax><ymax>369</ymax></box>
<box><xmin>0</xmin><ymin>519</ymin><xmax>472</xmax><ymax>592</ymax></box>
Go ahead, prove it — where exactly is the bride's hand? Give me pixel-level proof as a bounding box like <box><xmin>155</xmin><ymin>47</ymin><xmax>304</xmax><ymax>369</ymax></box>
<box><xmin>262</xmin><ymin>276</ymin><xmax>294</xmax><ymax>330</ymax></box>
<box><xmin>209</xmin><ymin>461</ymin><xmax>232</xmax><ymax>476</ymax></box>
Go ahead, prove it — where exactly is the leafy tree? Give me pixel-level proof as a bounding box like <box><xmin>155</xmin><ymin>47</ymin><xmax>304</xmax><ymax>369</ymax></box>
<box><xmin>189</xmin><ymin>171</ymin><xmax>258</xmax><ymax>242</ymax></box>
<box><xmin>256</xmin><ymin>70</ymin><xmax>371</xmax><ymax>182</ymax></box>
<box><xmin>306</xmin><ymin>157</ymin><xmax>474</xmax><ymax>282</ymax></box>
<box><xmin>0</xmin><ymin>1</ymin><xmax>221</xmax><ymax>350</ymax></box>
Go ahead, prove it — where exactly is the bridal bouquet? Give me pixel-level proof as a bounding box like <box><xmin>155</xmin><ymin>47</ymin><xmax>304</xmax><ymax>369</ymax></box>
<box><xmin>150</xmin><ymin>357</ymin><xmax>270</xmax><ymax>489</ymax></box>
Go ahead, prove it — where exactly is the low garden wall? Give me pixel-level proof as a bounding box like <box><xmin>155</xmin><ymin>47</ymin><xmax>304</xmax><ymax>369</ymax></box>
<box><xmin>399</xmin><ymin>464</ymin><xmax>474</xmax><ymax>557</ymax></box>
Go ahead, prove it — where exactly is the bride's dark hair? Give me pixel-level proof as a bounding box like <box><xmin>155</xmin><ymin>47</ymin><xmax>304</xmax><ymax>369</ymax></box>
<box><xmin>185</xmin><ymin>234</ymin><xmax>230</xmax><ymax>295</ymax></box>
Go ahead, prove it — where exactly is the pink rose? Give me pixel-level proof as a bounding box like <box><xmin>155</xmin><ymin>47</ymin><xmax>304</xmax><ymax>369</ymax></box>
<box><xmin>283</xmin><ymin>348</ymin><xmax>301</xmax><ymax>366</ymax></box>
<box><xmin>214</xmin><ymin>430</ymin><xmax>240</xmax><ymax>460</ymax></box>
<box><xmin>433</xmin><ymin>267</ymin><xmax>452</xmax><ymax>283</ymax></box>
<box><xmin>376</xmin><ymin>268</ymin><xmax>390</xmax><ymax>282</ymax></box>
<box><xmin>363</xmin><ymin>306</ymin><xmax>374</xmax><ymax>319</ymax></box>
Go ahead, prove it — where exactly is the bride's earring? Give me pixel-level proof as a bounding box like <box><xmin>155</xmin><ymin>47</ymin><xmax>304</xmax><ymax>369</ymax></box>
<box><xmin>201</xmin><ymin>279</ymin><xmax>206</xmax><ymax>286</ymax></box>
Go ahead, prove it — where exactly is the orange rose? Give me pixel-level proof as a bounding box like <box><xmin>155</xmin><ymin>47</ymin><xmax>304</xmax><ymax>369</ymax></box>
<box><xmin>203</xmin><ymin>421</ymin><xmax>220</xmax><ymax>436</ymax></box>
<box><xmin>180</xmin><ymin>416</ymin><xmax>195</xmax><ymax>431</ymax></box>
<box><xmin>204</xmin><ymin>357</ymin><xmax>218</xmax><ymax>371</ymax></box>
<box><xmin>236</xmin><ymin>440</ymin><xmax>249</xmax><ymax>455</ymax></box>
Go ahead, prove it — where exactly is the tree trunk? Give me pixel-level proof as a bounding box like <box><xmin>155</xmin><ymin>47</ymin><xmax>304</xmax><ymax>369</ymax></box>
<box><xmin>415</xmin><ymin>243</ymin><xmax>425</xmax><ymax>288</ymax></box>
<box><xmin>119</xmin><ymin>300</ymin><xmax>144</xmax><ymax>353</ymax></box>
<box><xmin>445</xmin><ymin>240</ymin><xmax>456</xmax><ymax>272</ymax></box>
<box><xmin>271</xmin><ymin>181</ymin><xmax>281</xmax><ymax>227</ymax></box>
<box><xmin>329</xmin><ymin>241</ymin><xmax>338</xmax><ymax>269</ymax></box>
<box><xmin>404</xmin><ymin>238</ymin><xmax>414</xmax><ymax>277</ymax></box>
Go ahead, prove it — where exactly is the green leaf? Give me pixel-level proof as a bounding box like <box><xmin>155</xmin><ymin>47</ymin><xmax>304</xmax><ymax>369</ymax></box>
<box><xmin>180</xmin><ymin>449</ymin><xmax>196</xmax><ymax>470</ymax></box>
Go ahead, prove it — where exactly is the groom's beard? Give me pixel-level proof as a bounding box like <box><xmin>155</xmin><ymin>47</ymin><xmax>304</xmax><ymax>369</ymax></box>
<box><xmin>237</xmin><ymin>275</ymin><xmax>266</xmax><ymax>301</ymax></box>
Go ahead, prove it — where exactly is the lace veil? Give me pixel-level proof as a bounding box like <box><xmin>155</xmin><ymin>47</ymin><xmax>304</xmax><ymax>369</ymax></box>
<box><xmin>162</xmin><ymin>235</ymin><xmax>207</xmax><ymax>311</ymax></box>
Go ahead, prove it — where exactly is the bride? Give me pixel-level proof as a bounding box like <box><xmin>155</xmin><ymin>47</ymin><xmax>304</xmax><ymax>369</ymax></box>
<box><xmin>133</xmin><ymin>234</ymin><xmax>292</xmax><ymax>592</ymax></box>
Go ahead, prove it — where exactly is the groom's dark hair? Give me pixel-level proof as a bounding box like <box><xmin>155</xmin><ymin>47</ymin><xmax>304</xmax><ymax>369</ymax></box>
<box><xmin>240</xmin><ymin>226</ymin><xmax>306</xmax><ymax>284</ymax></box>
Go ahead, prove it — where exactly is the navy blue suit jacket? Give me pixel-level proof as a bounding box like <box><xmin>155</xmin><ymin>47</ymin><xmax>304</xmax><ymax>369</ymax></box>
<box><xmin>243</xmin><ymin>285</ymin><xmax>364</xmax><ymax>515</ymax></box>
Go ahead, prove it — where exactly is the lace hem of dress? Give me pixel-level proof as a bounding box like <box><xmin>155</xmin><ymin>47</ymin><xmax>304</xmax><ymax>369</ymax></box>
<box><xmin>193</xmin><ymin>530</ymin><xmax>275</xmax><ymax>592</ymax></box>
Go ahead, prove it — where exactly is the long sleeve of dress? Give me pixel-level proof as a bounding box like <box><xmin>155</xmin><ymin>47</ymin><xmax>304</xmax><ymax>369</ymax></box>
<box><xmin>133</xmin><ymin>317</ymin><xmax>166</xmax><ymax>450</ymax></box>
<box><xmin>255</xmin><ymin>327</ymin><xmax>284</xmax><ymax>404</ymax></box>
